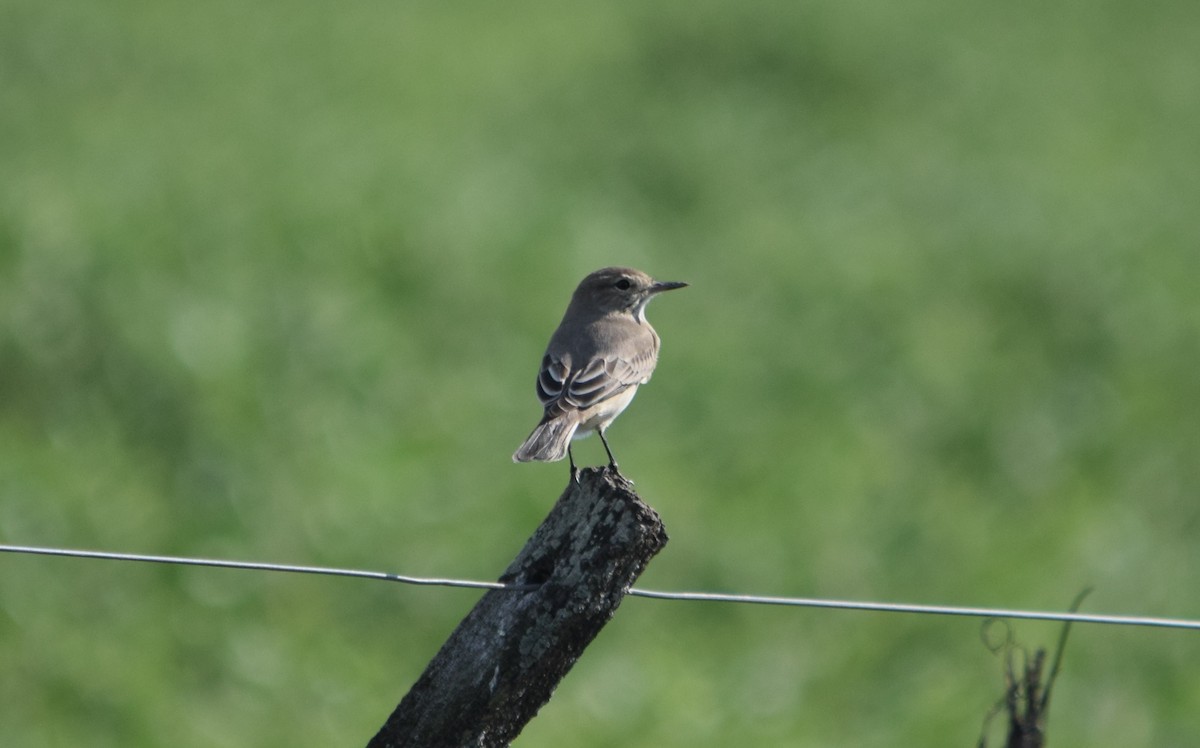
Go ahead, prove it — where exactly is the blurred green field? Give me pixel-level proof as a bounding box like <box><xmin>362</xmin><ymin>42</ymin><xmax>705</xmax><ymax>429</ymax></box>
<box><xmin>3</xmin><ymin>0</ymin><xmax>1199</xmax><ymax>745</ymax></box>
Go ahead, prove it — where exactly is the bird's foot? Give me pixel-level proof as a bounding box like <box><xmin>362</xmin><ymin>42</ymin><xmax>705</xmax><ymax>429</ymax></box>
<box><xmin>605</xmin><ymin>461</ymin><xmax>632</xmax><ymax>484</ymax></box>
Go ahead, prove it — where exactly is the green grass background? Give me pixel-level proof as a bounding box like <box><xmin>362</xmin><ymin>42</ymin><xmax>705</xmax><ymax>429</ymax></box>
<box><xmin>3</xmin><ymin>1</ymin><xmax>1199</xmax><ymax>745</ymax></box>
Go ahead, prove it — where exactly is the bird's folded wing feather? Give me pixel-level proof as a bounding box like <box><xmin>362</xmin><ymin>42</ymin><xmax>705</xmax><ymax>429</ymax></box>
<box><xmin>536</xmin><ymin>353</ymin><xmax>653</xmax><ymax>412</ymax></box>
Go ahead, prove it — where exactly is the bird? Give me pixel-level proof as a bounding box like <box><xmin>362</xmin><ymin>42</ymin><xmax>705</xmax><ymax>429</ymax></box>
<box><xmin>513</xmin><ymin>266</ymin><xmax>687</xmax><ymax>476</ymax></box>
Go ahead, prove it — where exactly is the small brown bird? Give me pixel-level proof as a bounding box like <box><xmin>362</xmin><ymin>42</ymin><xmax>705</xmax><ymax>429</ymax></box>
<box><xmin>513</xmin><ymin>266</ymin><xmax>687</xmax><ymax>474</ymax></box>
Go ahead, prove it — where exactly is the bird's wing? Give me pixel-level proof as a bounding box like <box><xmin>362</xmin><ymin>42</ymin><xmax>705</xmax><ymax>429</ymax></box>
<box><xmin>536</xmin><ymin>351</ymin><xmax>655</xmax><ymax>413</ymax></box>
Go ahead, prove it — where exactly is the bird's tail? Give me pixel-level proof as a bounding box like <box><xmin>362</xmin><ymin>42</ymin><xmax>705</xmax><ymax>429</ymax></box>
<box><xmin>513</xmin><ymin>414</ymin><xmax>580</xmax><ymax>463</ymax></box>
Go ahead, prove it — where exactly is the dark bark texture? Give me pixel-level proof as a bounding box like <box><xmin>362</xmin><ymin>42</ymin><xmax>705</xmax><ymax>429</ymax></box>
<box><xmin>368</xmin><ymin>466</ymin><xmax>668</xmax><ymax>748</ymax></box>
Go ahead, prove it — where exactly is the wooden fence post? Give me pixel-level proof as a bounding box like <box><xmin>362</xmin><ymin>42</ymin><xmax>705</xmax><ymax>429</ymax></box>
<box><xmin>367</xmin><ymin>466</ymin><xmax>668</xmax><ymax>748</ymax></box>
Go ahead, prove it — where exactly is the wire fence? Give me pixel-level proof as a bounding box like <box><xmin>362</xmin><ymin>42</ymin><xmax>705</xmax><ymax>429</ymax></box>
<box><xmin>3</xmin><ymin>543</ymin><xmax>1198</xmax><ymax>631</ymax></box>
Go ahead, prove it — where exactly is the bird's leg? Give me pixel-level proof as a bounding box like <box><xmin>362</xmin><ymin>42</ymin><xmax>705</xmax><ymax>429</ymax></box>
<box><xmin>598</xmin><ymin>430</ymin><xmax>619</xmax><ymax>472</ymax></box>
<box><xmin>568</xmin><ymin>444</ymin><xmax>579</xmax><ymax>483</ymax></box>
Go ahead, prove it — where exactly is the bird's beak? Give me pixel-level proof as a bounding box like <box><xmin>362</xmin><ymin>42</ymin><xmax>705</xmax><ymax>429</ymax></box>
<box><xmin>650</xmin><ymin>280</ymin><xmax>688</xmax><ymax>294</ymax></box>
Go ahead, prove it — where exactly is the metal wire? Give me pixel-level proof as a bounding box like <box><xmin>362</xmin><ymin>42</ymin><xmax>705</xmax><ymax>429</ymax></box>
<box><xmin>3</xmin><ymin>543</ymin><xmax>1199</xmax><ymax>631</ymax></box>
<box><xmin>625</xmin><ymin>588</ymin><xmax>1200</xmax><ymax>630</ymax></box>
<box><xmin>0</xmin><ymin>544</ymin><xmax>530</xmax><ymax>591</ymax></box>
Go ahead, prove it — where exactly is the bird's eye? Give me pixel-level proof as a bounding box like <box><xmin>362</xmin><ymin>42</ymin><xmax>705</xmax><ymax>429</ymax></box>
<box><xmin>614</xmin><ymin>278</ymin><xmax>632</xmax><ymax>290</ymax></box>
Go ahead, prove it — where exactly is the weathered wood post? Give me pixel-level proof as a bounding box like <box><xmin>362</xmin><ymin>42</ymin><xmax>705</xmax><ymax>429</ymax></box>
<box><xmin>367</xmin><ymin>466</ymin><xmax>668</xmax><ymax>748</ymax></box>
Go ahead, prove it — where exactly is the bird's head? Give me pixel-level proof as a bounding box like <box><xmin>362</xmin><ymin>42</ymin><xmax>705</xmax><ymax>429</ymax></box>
<box><xmin>571</xmin><ymin>266</ymin><xmax>688</xmax><ymax>320</ymax></box>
